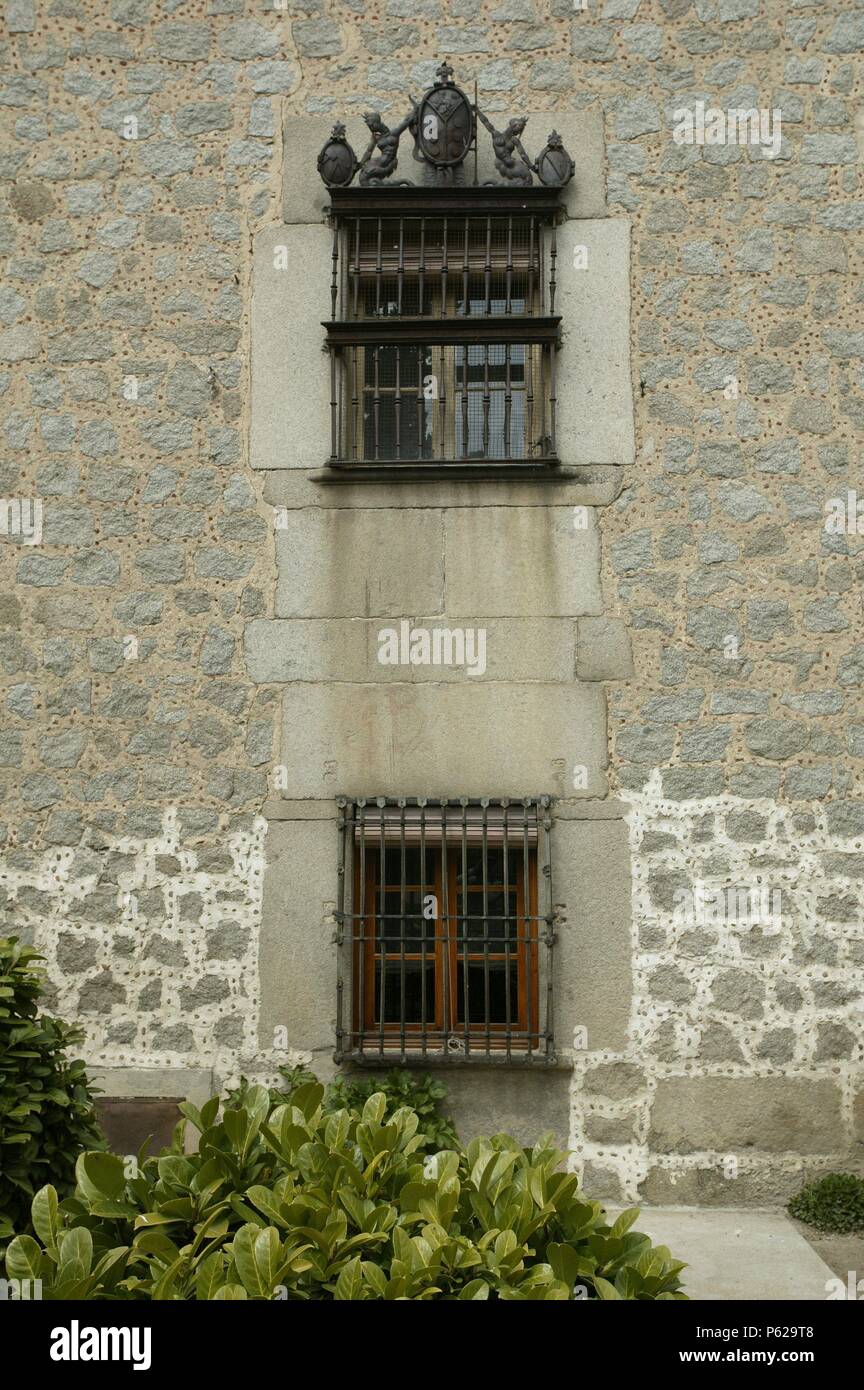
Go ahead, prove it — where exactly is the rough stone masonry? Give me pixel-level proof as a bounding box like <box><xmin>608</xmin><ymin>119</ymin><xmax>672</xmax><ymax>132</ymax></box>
<box><xmin>0</xmin><ymin>0</ymin><xmax>863</xmax><ymax>1205</ymax></box>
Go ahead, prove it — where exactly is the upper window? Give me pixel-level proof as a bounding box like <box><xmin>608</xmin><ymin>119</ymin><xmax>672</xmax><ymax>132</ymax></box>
<box><xmin>335</xmin><ymin>797</ymin><xmax>554</xmax><ymax>1064</ymax></box>
<box><xmin>315</xmin><ymin>64</ymin><xmax>574</xmax><ymax>479</ymax></box>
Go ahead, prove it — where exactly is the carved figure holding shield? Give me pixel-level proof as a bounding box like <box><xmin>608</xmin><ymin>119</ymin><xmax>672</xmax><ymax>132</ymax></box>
<box><xmin>358</xmin><ymin>108</ymin><xmax>417</xmax><ymax>185</ymax></box>
<box><xmin>475</xmin><ymin>110</ymin><xmax>534</xmax><ymax>186</ymax></box>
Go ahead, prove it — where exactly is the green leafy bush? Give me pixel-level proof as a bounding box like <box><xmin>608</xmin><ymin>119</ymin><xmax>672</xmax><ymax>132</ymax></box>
<box><xmin>326</xmin><ymin>1069</ymin><xmax>459</xmax><ymax>1151</ymax></box>
<box><xmin>788</xmin><ymin>1172</ymin><xmax>864</xmax><ymax>1235</ymax></box>
<box><xmin>228</xmin><ymin>1064</ymin><xmax>459</xmax><ymax>1154</ymax></box>
<box><xmin>5</xmin><ymin>1081</ymin><xmax>687</xmax><ymax>1300</ymax></box>
<box><xmin>0</xmin><ymin>937</ymin><xmax>103</xmax><ymax>1244</ymax></box>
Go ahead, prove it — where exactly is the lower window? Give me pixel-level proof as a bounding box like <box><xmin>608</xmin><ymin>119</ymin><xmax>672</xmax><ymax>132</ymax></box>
<box><xmin>335</xmin><ymin>797</ymin><xmax>554</xmax><ymax>1063</ymax></box>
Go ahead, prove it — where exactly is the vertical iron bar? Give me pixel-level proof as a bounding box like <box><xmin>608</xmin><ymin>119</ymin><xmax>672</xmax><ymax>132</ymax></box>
<box><xmin>358</xmin><ymin>800</ymin><xmax>366</xmax><ymax>1055</ymax></box>
<box><xmin>397</xmin><ymin>216</ymin><xmax>404</xmax><ymax>316</ymax></box>
<box><xmin>399</xmin><ymin>798</ymin><xmax>406</xmax><ymax>1064</ymax></box>
<box><xmin>438</xmin><ymin>346</ymin><xmax>446</xmax><ymax>460</ymax></box>
<box><xmin>419</xmin><ymin>217</ymin><xmax>426</xmax><ymax>317</ymax></box>
<box><xmin>461</xmin><ymin>343</ymin><xmax>469</xmax><ymax>459</ymax></box>
<box><xmin>482</xmin><ymin>344</ymin><xmax>490</xmax><ymax>458</ymax></box>
<box><xmin>351</xmin><ymin>346</ymin><xmax>358</xmax><ymax>461</ymax></box>
<box><xmin>419</xmin><ymin>798</ymin><xmax>428</xmax><ymax>1059</ymax></box>
<box><xmin>395</xmin><ymin>348</ymin><xmax>402</xmax><ymax>461</ymax></box>
<box><xmin>375</xmin><ymin>216</ymin><xmax>382</xmax><ymax>317</ymax></box>
<box><xmin>484</xmin><ymin>216</ymin><xmax>491</xmax><ymax>315</ymax></box>
<box><xmin>542</xmin><ymin>797</ymin><xmax>554</xmax><ymax>1060</ymax></box>
<box><xmin>378</xmin><ymin>798</ymin><xmax>386</xmax><ymax>1059</ymax></box>
<box><xmin>373</xmin><ymin>347</ymin><xmax>380</xmax><ymax>461</ymax></box>
<box><xmin>338</xmin><ymin>349</ymin><xmax>343</xmax><ymax>463</ymax></box>
<box><xmin>335</xmin><ymin>799</ymin><xmax>347</xmax><ymax>1060</ymax></box>
<box><xmin>440</xmin><ymin>219</ymin><xmax>448</xmax><ymax>455</ymax></box>
<box><xmin>330</xmin><ymin>215</ymin><xmax>339</xmax><ymax>319</ymax></box>
<box><xmin>416</xmin><ymin>345</ymin><xmax>423</xmax><ymax>462</ymax></box>
<box><xmin>461</xmin><ymin>798</ymin><xmax>469</xmax><ymax>1056</ymax></box>
<box><xmin>523</xmin><ymin>798</ymin><xmax>532</xmax><ymax>1061</ymax></box>
<box><xmin>540</xmin><ymin>343</ymin><xmax>547</xmax><ymax>455</ymax></box>
<box><xmin>505</xmin><ymin>216</ymin><xmax>513</xmax><ymax>315</ymax></box>
<box><xmin>526</xmin><ymin>341</ymin><xmax>534</xmax><ymax>457</ymax></box>
<box><xmin>329</xmin><ymin>346</ymin><xmax>338</xmax><ymax>462</ymax></box>
<box><xmin>549</xmin><ymin>220</ymin><xmax>557</xmax><ymax>315</ymax></box>
<box><xmin>481</xmin><ymin>798</ymin><xmax>490</xmax><ymax>1060</ymax></box>
<box><xmin>462</xmin><ymin>216</ymin><xmax>469</xmax><ymax>316</ymax></box>
<box><xmin>503</xmin><ymin>800</ymin><xmax>512</xmax><ymax>1064</ymax></box>
<box><xmin>528</xmin><ymin>218</ymin><xmax>535</xmax><ymax>316</ymax></box>
<box><xmin>549</xmin><ymin>342</ymin><xmax>557</xmax><ymax>459</ymax></box>
<box><xmin>352</xmin><ymin>218</ymin><xmax>360</xmax><ymax>319</ymax></box>
<box><xmin>440</xmin><ymin>799</ymin><xmax>450</xmax><ymax>1046</ymax></box>
<box><xmin>504</xmin><ymin>344</ymin><xmax>512</xmax><ymax>460</ymax></box>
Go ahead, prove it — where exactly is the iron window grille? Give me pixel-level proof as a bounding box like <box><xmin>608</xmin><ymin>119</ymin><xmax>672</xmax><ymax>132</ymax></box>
<box><xmin>323</xmin><ymin>186</ymin><xmax>564</xmax><ymax>479</ymax></box>
<box><xmin>335</xmin><ymin>796</ymin><xmax>556</xmax><ymax>1066</ymax></box>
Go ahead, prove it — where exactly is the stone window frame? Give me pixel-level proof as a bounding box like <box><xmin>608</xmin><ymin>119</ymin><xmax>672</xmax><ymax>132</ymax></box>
<box><xmin>254</xmin><ymin>104</ymin><xmax>634</xmax><ymax>1093</ymax></box>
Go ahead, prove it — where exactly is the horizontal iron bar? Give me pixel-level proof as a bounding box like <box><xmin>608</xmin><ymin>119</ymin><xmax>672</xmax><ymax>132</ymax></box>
<box><xmin>314</xmin><ymin>462</ymin><xmax>571</xmax><ymax>483</ymax></box>
<box><xmin>341</xmin><ymin>800</ymin><xmax>552</xmax><ymax>811</ymax></box>
<box><xmin>328</xmin><ymin>185</ymin><xmax>564</xmax><ymax>218</ymax></box>
<box><xmin>337</xmin><ymin>1051</ymin><xmax>559</xmax><ymax>1068</ymax></box>
<box><xmin>323</xmin><ymin>315</ymin><xmax>561</xmax><ymax>347</ymax></box>
<box><xmin>320</xmin><ymin>459</ymin><xmax>561</xmax><ymax>480</ymax></box>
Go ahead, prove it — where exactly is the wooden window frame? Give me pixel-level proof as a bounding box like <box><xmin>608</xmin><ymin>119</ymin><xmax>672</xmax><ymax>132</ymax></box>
<box><xmin>352</xmin><ymin>845</ymin><xmax>539</xmax><ymax>1048</ymax></box>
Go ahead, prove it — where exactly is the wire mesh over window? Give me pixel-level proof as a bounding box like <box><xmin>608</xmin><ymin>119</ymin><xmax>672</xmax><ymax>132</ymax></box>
<box><xmin>344</xmin><ymin>217</ymin><xmax>544</xmax><ymax>320</ymax></box>
<box><xmin>323</xmin><ymin>197</ymin><xmax>562</xmax><ymax>472</ymax></box>
<box><xmin>335</xmin><ymin>797</ymin><xmax>555</xmax><ymax>1065</ymax></box>
<box><xmin>348</xmin><ymin>339</ymin><xmax>547</xmax><ymax>463</ymax></box>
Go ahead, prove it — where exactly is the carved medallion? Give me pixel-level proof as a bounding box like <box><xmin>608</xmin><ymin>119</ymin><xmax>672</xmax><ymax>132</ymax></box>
<box><xmin>415</xmin><ymin>77</ymin><xmax>475</xmax><ymax>169</ymax></box>
<box><xmin>316</xmin><ymin>124</ymin><xmax>357</xmax><ymax>188</ymax></box>
<box><xmin>535</xmin><ymin>130</ymin><xmax>575</xmax><ymax>188</ymax></box>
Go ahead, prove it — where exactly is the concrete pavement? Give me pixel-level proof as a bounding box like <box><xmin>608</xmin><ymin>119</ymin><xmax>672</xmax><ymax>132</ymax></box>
<box><xmin>629</xmin><ymin>1208</ymin><xmax>838</xmax><ymax>1301</ymax></box>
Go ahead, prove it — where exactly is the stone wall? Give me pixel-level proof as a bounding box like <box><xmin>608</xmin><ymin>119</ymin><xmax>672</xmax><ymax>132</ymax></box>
<box><xmin>575</xmin><ymin>775</ymin><xmax>864</xmax><ymax>1202</ymax></box>
<box><xmin>1</xmin><ymin>0</ymin><xmax>863</xmax><ymax>1202</ymax></box>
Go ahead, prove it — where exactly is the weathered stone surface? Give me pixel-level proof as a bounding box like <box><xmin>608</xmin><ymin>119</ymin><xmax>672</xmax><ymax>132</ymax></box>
<box><xmin>649</xmin><ymin>1078</ymin><xmax>842</xmax><ymax>1154</ymax></box>
<box><xmin>745</xmin><ymin>719</ymin><xmax>809</xmax><ymax>760</ymax></box>
<box><xmin>280</xmin><ymin>681</ymin><xmax>608</xmax><ymax>799</ymax></box>
<box><xmin>0</xmin><ymin>0</ymin><xmax>860</xmax><ymax>1188</ymax></box>
<box><xmin>275</xmin><ymin>508</ymin><xmax>443</xmax><ymax>618</ymax></box>
<box><xmin>583</xmin><ymin>1061</ymin><xmax>645</xmax><ymax>1099</ymax></box>
<box><xmin>154</xmin><ymin>20</ymin><xmax>211</xmax><ymax>62</ymax></box>
<box><xmin>251</xmin><ymin>224</ymin><xmax>330</xmax><ymax>470</ymax></box>
<box><xmin>576</xmin><ymin>617</ymin><xmax>634</xmax><ymax>681</ymax></box>
<box><xmin>712</xmin><ymin>968</ymin><xmax>763</xmax><ymax>1020</ymax></box>
<box><xmin>245</xmin><ymin>617</ymin><xmax>575</xmax><ymax>684</ymax></box>
<box><xmin>0</xmin><ymin>325</ymin><xmax>40</xmax><ymax>362</ymax></box>
<box><xmin>536</xmin><ymin>220</ymin><xmax>635</xmax><ymax>464</ymax></box>
<box><xmin>617</xmin><ymin>724</ymin><xmax>676</xmax><ymax>764</ymax></box>
<box><xmin>445</xmin><ymin>507</ymin><xmax>601</xmax><ymax>617</ymax></box>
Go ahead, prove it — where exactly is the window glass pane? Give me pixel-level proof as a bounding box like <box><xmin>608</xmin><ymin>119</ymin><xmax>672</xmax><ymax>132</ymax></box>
<box><xmin>452</xmin><ymin>350</ymin><xmax>529</xmax><ymax>461</ymax></box>
<box><xmin>362</xmin><ymin>348</ymin><xmax>433</xmax><ymax>461</ymax></box>
<box><xmin>460</xmin><ymin>891</ymin><xmax>519</xmax><ymax>940</ymax></box>
<box><xmin>459</xmin><ymin>294</ymin><xmax>527</xmax><ymax>318</ymax></box>
<box><xmin>457</xmin><ymin>846</ymin><xmax>517</xmax><ymax>885</ymax></box>
<box><xmin>381</xmin><ymin>846</ymin><xmax>437</xmax><ymax>883</ymax></box>
<box><xmin>455</xmin><ymin>961</ymin><xmax>519</xmax><ymax>1025</ymax></box>
<box><xmin>375</xmin><ymin>961</ymin><xmax>436</xmax><ymax>1024</ymax></box>
<box><xmin>378</xmin><ymin>889</ymin><xmax>435</xmax><ymax>944</ymax></box>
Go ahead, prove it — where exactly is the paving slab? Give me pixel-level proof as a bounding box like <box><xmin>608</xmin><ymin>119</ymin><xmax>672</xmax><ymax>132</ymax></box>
<box><xmin>630</xmin><ymin>1208</ymin><xmax>837</xmax><ymax>1301</ymax></box>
